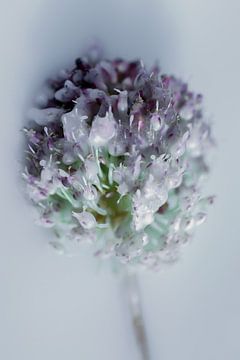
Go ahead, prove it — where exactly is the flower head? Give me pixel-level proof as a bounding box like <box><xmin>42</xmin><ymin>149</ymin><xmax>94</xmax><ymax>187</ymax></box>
<box><xmin>23</xmin><ymin>47</ymin><xmax>214</xmax><ymax>270</ymax></box>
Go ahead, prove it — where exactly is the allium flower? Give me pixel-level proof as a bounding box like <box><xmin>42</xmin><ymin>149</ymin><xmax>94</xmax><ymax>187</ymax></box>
<box><xmin>23</xmin><ymin>46</ymin><xmax>214</xmax><ymax>270</ymax></box>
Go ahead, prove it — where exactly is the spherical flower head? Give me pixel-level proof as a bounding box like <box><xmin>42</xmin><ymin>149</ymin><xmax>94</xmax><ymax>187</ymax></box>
<box><xmin>23</xmin><ymin>46</ymin><xmax>214</xmax><ymax>270</ymax></box>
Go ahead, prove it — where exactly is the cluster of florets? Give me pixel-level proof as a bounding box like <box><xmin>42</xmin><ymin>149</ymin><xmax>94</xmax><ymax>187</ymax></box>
<box><xmin>23</xmin><ymin>48</ymin><xmax>213</xmax><ymax>270</ymax></box>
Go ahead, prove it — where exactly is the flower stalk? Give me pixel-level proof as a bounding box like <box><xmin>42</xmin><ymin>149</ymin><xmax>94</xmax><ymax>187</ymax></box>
<box><xmin>125</xmin><ymin>271</ymin><xmax>150</xmax><ymax>360</ymax></box>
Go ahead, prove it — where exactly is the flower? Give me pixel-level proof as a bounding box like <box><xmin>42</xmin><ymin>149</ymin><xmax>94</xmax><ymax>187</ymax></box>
<box><xmin>23</xmin><ymin>46</ymin><xmax>214</xmax><ymax>270</ymax></box>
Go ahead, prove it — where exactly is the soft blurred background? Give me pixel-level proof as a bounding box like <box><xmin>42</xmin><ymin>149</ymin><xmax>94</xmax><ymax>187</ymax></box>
<box><xmin>0</xmin><ymin>0</ymin><xmax>239</xmax><ymax>359</ymax></box>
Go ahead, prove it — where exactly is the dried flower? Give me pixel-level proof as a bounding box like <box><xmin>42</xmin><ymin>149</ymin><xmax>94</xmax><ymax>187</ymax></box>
<box><xmin>22</xmin><ymin>46</ymin><xmax>214</xmax><ymax>270</ymax></box>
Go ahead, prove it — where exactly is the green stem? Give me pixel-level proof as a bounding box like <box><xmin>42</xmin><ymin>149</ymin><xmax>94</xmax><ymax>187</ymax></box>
<box><xmin>124</xmin><ymin>270</ymin><xmax>151</xmax><ymax>360</ymax></box>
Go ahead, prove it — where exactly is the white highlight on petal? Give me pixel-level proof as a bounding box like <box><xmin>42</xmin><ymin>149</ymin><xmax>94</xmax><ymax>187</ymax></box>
<box><xmin>72</xmin><ymin>211</ymin><xmax>97</xmax><ymax>230</ymax></box>
<box><xmin>89</xmin><ymin>110</ymin><xmax>116</xmax><ymax>147</ymax></box>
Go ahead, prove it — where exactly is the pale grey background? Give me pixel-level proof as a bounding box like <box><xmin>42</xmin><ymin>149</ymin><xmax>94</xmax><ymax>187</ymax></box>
<box><xmin>0</xmin><ymin>0</ymin><xmax>239</xmax><ymax>359</ymax></box>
